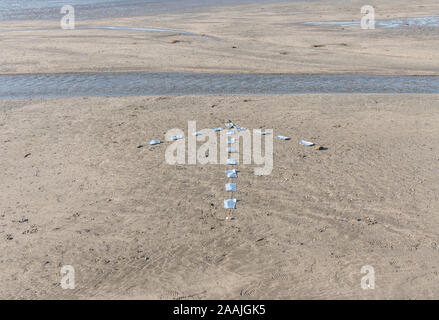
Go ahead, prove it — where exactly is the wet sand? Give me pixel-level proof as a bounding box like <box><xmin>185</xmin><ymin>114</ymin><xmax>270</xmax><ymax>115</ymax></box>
<box><xmin>1</xmin><ymin>0</ymin><xmax>439</xmax><ymax>300</ymax></box>
<box><xmin>1</xmin><ymin>94</ymin><xmax>439</xmax><ymax>299</ymax></box>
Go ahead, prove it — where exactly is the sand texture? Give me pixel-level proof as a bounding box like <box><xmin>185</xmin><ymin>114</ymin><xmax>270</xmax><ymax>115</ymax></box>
<box><xmin>0</xmin><ymin>0</ymin><xmax>439</xmax><ymax>75</ymax></box>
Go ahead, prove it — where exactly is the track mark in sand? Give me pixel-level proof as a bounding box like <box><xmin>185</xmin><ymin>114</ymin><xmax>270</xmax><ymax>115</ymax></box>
<box><xmin>239</xmin><ymin>281</ymin><xmax>263</xmax><ymax>297</ymax></box>
<box><xmin>175</xmin><ymin>290</ymin><xmax>207</xmax><ymax>300</ymax></box>
<box><xmin>160</xmin><ymin>289</ymin><xmax>181</xmax><ymax>300</ymax></box>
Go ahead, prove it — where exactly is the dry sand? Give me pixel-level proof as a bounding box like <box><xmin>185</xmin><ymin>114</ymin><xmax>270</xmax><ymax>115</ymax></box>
<box><xmin>1</xmin><ymin>94</ymin><xmax>439</xmax><ymax>299</ymax></box>
<box><xmin>0</xmin><ymin>0</ymin><xmax>439</xmax><ymax>75</ymax></box>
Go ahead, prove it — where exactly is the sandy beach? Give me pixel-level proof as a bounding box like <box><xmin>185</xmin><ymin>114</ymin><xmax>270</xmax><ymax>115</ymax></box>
<box><xmin>1</xmin><ymin>0</ymin><xmax>439</xmax><ymax>75</ymax></box>
<box><xmin>1</xmin><ymin>0</ymin><xmax>439</xmax><ymax>300</ymax></box>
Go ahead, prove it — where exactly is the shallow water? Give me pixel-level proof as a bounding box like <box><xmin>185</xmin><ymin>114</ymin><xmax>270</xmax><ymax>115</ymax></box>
<box><xmin>0</xmin><ymin>0</ymin><xmax>289</xmax><ymax>21</ymax></box>
<box><xmin>1</xmin><ymin>73</ymin><xmax>438</xmax><ymax>99</ymax></box>
<box><xmin>304</xmin><ymin>16</ymin><xmax>439</xmax><ymax>29</ymax></box>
